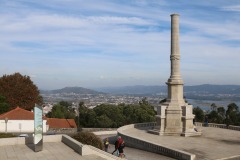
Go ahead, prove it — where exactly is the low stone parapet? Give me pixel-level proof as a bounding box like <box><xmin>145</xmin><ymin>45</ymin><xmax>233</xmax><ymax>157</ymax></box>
<box><xmin>195</xmin><ymin>122</ymin><xmax>240</xmax><ymax>131</ymax></box>
<box><xmin>134</xmin><ymin>122</ymin><xmax>156</xmax><ymax>129</ymax></box>
<box><xmin>82</xmin><ymin>128</ymin><xmax>118</xmax><ymax>132</ymax></box>
<box><xmin>47</xmin><ymin>128</ymin><xmax>77</xmax><ymax>135</ymax></box>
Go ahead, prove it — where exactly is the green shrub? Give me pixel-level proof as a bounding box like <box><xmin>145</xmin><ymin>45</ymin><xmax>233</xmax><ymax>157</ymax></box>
<box><xmin>72</xmin><ymin>131</ymin><xmax>103</xmax><ymax>150</ymax></box>
<box><xmin>0</xmin><ymin>133</ymin><xmax>16</xmax><ymax>138</ymax></box>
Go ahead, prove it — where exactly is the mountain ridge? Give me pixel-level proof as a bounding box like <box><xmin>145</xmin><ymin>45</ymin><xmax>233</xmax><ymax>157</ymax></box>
<box><xmin>40</xmin><ymin>84</ymin><xmax>240</xmax><ymax>95</ymax></box>
<box><xmin>40</xmin><ymin>86</ymin><xmax>104</xmax><ymax>94</ymax></box>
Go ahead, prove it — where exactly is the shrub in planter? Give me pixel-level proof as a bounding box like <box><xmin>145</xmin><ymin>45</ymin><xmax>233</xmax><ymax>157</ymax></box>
<box><xmin>0</xmin><ymin>133</ymin><xmax>16</xmax><ymax>138</ymax></box>
<box><xmin>72</xmin><ymin>131</ymin><xmax>103</xmax><ymax>150</ymax></box>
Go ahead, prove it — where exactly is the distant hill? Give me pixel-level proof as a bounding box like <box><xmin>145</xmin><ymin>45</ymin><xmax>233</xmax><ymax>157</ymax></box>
<box><xmin>41</xmin><ymin>85</ymin><xmax>240</xmax><ymax>95</ymax></box>
<box><xmin>95</xmin><ymin>84</ymin><xmax>240</xmax><ymax>95</ymax></box>
<box><xmin>184</xmin><ymin>84</ymin><xmax>240</xmax><ymax>94</ymax></box>
<box><xmin>41</xmin><ymin>87</ymin><xmax>104</xmax><ymax>95</ymax></box>
<box><xmin>95</xmin><ymin>85</ymin><xmax>167</xmax><ymax>95</ymax></box>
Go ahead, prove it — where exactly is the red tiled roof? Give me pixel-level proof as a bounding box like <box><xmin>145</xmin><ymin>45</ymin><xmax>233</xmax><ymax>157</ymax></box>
<box><xmin>47</xmin><ymin>118</ymin><xmax>77</xmax><ymax>128</ymax></box>
<box><xmin>0</xmin><ymin>107</ymin><xmax>46</xmax><ymax>120</ymax></box>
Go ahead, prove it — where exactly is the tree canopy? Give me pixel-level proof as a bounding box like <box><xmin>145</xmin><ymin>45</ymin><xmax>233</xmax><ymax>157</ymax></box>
<box><xmin>194</xmin><ymin>103</ymin><xmax>240</xmax><ymax>126</ymax></box>
<box><xmin>46</xmin><ymin>101</ymin><xmax>75</xmax><ymax>119</ymax></box>
<box><xmin>78</xmin><ymin>98</ymin><xmax>156</xmax><ymax>128</ymax></box>
<box><xmin>0</xmin><ymin>95</ymin><xmax>10</xmax><ymax>114</ymax></box>
<box><xmin>193</xmin><ymin>107</ymin><xmax>204</xmax><ymax>122</ymax></box>
<box><xmin>0</xmin><ymin>73</ymin><xmax>42</xmax><ymax>110</ymax></box>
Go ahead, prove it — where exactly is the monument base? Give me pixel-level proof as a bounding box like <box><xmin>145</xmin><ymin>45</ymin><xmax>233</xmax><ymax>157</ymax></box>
<box><xmin>181</xmin><ymin>131</ymin><xmax>202</xmax><ymax>137</ymax></box>
<box><xmin>148</xmin><ymin>128</ymin><xmax>165</xmax><ymax>135</ymax></box>
<box><xmin>149</xmin><ymin>103</ymin><xmax>202</xmax><ymax>137</ymax></box>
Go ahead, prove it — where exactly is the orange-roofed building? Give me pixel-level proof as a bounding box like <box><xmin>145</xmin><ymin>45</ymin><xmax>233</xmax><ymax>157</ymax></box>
<box><xmin>0</xmin><ymin>107</ymin><xmax>48</xmax><ymax>133</ymax></box>
<box><xmin>0</xmin><ymin>107</ymin><xmax>77</xmax><ymax>134</ymax></box>
<box><xmin>47</xmin><ymin>118</ymin><xmax>77</xmax><ymax>129</ymax></box>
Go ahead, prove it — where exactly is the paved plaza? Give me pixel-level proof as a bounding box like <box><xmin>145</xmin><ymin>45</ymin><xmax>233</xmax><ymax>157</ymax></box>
<box><xmin>1</xmin><ymin>127</ymin><xmax>240</xmax><ymax>160</ymax></box>
<box><xmin>0</xmin><ymin>133</ymin><xmax>173</xmax><ymax>160</ymax></box>
<box><xmin>0</xmin><ymin>140</ymin><xmax>173</xmax><ymax>160</ymax></box>
<box><xmin>122</xmin><ymin>126</ymin><xmax>240</xmax><ymax>160</ymax></box>
<box><xmin>0</xmin><ymin>142</ymin><xmax>106</xmax><ymax>160</ymax></box>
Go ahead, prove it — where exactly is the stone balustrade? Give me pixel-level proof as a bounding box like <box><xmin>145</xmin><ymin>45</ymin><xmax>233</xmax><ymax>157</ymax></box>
<box><xmin>47</xmin><ymin>128</ymin><xmax>77</xmax><ymax>135</ymax></box>
<box><xmin>134</xmin><ymin>122</ymin><xmax>157</xmax><ymax>129</ymax></box>
<box><xmin>195</xmin><ymin>122</ymin><xmax>240</xmax><ymax>131</ymax></box>
<box><xmin>82</xmin><ymin>128</ymin><xmax>118</xmax><ymax>132</ymax></box>
<box><xmin>118</xmin><ymin>123</ymin><xmax>195</xmax><ymax>160</ymax></box>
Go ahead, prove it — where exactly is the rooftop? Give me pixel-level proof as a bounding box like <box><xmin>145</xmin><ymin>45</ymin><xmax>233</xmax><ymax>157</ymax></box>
<box><xmin>47</xmin><ymin>118</ymin><xmax>77</xmax><ymax>128</ymax></box>
<box><xmin>0</xmin><ymin>107</ymin><xmax>36</xmax><ymax>120</ymax></box>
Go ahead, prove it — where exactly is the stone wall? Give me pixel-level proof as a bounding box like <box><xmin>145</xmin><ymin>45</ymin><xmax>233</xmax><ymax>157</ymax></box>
<box><xmin>81</xmin><ymin>128</ymin><xmax>118</xmax><ymax>132</ymax></box>
<box><xmin>47</xmin><ymin>128</ymin><xmax>77</xmax><ymax>135</ymax></box>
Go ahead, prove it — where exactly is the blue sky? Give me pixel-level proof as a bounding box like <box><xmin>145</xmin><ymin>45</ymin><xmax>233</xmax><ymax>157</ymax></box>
<box><xmin>0</xmin><ymin>0</ymin><xmax>240</xmax><ymax>90</ymax></box>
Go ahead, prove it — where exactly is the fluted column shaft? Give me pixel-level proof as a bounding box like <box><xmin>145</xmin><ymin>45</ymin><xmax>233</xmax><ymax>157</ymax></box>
<box><xmin>170</xmin><ymin>14</ymin><xmax>181</xmax><ymax>80</ymax></box>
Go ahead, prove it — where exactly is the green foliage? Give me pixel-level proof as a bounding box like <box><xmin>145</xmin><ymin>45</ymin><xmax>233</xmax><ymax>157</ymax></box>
<box><xmin>194</xmin><ymin>103</ymin><xmax>240</xmax><ymax>125</ymax></box>
<box><xmin>210</xmin><ymin>103</ymin><xmax>218</xmax><ymax>111</ymax></box>
<box><xmin>199</xmin><ymin>102</ymin><xmax>240</xmax><ymax>126</ymax></box>
<box><xmin>0</xmin><ymin>133</ymin><xmax>16</xmax><ymax>138</ymax></box>
<box><xmin>59</xmin><ymin>101</ymin><xmax>71</xmax><ymax>108</ymax></box>
<box><xmin>193</xmin><ymin>107</ymin><xmax>204</xmax><ymax>122</ymax></box>
<box><xmin>72</xmin><ymin>131</ymin><xmax>103</xmax><ymax>150</ymax></box>
<box><xmin>208</xmin><ymin>110</ymin><xmax>218</xmax><ymax>123</ymax></box>
<box><xmin>79</xmin><ymin>98</ymin><xmax>156</xmax><ymax>128</ymax></box>
<box><xmin>0</xmin><ymin>95</ymin><xmax>10</xmax><ymax>114</ymax></box>
<box><xmin>217</xmin><ymin>107</ymin><xmax>226</xmax><ymax>124</ymax></box>
<box><xmin>78</xmin><ymin>102</ymin><xmax>96</xmax><ymax>127</ymax></box>
<box><xmin>226</xmin><ymin>103</ymin><xmax>239</xmax><ymax>125</ymax></box>
<box><xmin>46</xmin><ymin>101</ymin><xmax>75</xmax><ymax>119</ymax></box>
<box><xmin>95</xmin><ymin>115</ymin><xmax>113</xmax><ymax>128</ymax></box>
<box><xmin>139</xmin><ymin>97</ymin><xmax>149</xmax><ymax>105</ymax></box>
<box><xmin>0</xmin><ymin>73</ymin><xmax>42</xmax><ymax>110</ymax></box>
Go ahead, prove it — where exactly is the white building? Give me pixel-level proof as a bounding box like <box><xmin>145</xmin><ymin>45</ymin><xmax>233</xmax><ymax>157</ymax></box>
<box><xmin>0</xmin><ymin>107</ymin><xmax>48</xmax><ymax>133</ymax></box>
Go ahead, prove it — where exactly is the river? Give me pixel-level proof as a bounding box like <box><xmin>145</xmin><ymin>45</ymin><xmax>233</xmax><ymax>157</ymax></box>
<box><xmin>187</xmin><ymin>99</ymin><xmax>240</xmax><ymax>111</ymax></box>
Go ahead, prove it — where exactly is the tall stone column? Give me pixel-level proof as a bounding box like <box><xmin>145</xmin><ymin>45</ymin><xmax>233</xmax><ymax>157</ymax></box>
<box><xmin>170</xmin><ymin>14</ymin><xmax>181</xmax><ymax>80</ymax></box>
<box><xmin>148</xmin><ymin>13</ymin><xmax>202</xmax><ymax>137</ymax></box>
<box><xmin>167</xmin><ymin>14</ymin><xmax>184</xmax><ymax>105</ymax></box>
<box><xmin>164</xmin><ymin>14</ymin><xmax>183</xmax><ymax>135</ymax></box>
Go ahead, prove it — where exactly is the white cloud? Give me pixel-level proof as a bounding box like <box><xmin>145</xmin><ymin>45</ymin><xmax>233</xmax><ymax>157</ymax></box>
<box><xmin>1</xmin><ymin>0</ymin><xmax>240</xmax><ymax>88</ymax></box>
<box><xmin>221</xmin><ymin>5</ymin><xmax>240</xmax><ymax>12</ymax></box>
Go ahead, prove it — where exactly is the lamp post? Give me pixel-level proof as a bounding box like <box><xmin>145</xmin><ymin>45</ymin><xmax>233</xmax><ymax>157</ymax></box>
<box><xmin>5</xmin><ymin>117</ymin><xmax>8</xmax><ymax>133</ymax></box>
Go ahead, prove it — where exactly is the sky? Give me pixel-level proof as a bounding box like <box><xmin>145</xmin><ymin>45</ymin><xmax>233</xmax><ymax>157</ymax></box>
<box><xmin>0</xmin><ymin>0</ymin><xmax>240</xmax><ymax>90</ymax></box>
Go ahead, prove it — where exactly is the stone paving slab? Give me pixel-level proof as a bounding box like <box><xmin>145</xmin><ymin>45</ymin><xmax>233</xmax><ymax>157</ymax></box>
<box><xmin>122</xmin><ymin>127</ymin><xmax>240</xmax><ymax>159</ymax></box>
<box><xmin>0</xmin><ymin>142</ymin><xmax>105</xmax><ymax>160</ymax></box>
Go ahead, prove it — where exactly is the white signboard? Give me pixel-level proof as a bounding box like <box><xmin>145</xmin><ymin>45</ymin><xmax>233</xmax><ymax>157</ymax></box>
<box><xmin>34</xmin><ymin>104</ymin><xmax>43</xmax><ymax>152</ymax></box>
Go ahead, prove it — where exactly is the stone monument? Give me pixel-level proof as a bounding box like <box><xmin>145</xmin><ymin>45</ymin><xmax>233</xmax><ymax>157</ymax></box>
<box><xmin>149</xmin><ymin>14</ymin><xmax>201</xmax><ymax>137</ymax></box>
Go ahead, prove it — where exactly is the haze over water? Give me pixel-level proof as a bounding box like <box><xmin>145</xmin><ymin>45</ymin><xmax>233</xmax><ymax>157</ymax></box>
<box><xmin>188</xmin><ymin>99</ymin><xmax>240</xmax><ymax>111</ymax></box>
